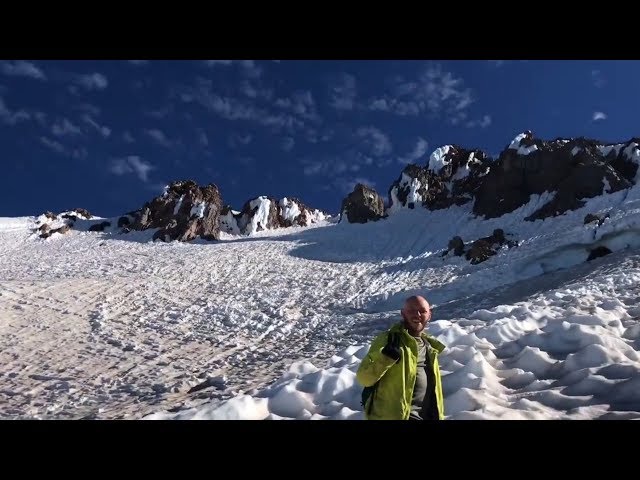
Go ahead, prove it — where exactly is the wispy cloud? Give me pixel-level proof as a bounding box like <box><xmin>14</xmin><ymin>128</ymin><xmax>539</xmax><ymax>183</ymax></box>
<box><xmin>204</xmin><ymin>60</ymin><xmax>233</xmax><ymax>67</ymax></box>
<box><xmin>40</xmin><ymin>136</ymin><xmax>87</xmax><ymax>159</ymax></box>
<box><xmin>399</xmin><ymin>137</ymin><xmax>429</xmax><ymax>165</ymax></box>
<box><xmin>368</xmin><ymin>64</ymin><xmax>475</xmax><ymax>125</ymax></box>
<box><xmin>203</xmin><ymin>60</ymin><xmax>262</xmax><ymax>78</ymax></box>
<box><xmin>51</xmin><ymin>118</ymin><xmax>82</xmax><ymax>137</ymax></box>
<box><xmin>488</xmin><ymin>60</ymin><xmax>505</xmax><ymax>67</ymax></box>
<box><xmin>128</xmin><ymin>60</ymin><xmax>149</xmax><ymax>66</ymax></box>
<box><xmin>76</xmin><ymin>73</ymin><xmax>108</xmax><ymax>90</ymax></box>
<box><xmin>282</xmin><ymin>136</ymin><xmax>295</xmax><ymax>152</ymax></box>
<box><xmin>146</xmin><ymin>128</ymin><xmax>172</xmax><ymax>147</ymax></box>
<box><xmin>1</xmin><ymin>60</ymin><xmax>46</xmax><ymax>80</ymax></box>
<box><xmin>466</xmin><ymin>114</ymin><xmax>492</xmax><ymax>129</ymax></box>
<box><xmin>82</xmin><ymin>114</ymin><xmax>111</xmax><ymax>137</ymax></box>
<box><xmin>274</xmin><ymin>90</ymin><xmax>321</xmax><ymax>122</ymax></box>
<box><xmin>123</xmin><ymin>131</ymin><xmax>135</xmax><ymax>143</ymax></box>
<box><xmin>0</xmin><ymin>97</ymin><xmax>30</xmax><ymax>125</ymax></box>
<box><xmin>180</xmin><ymin>78</ymin><xmax>305</xmax><ymax>134</ymax></box>
<box><xmin>144</xmin><ymin>105</ymin><xmax>173</xmax><ymax>119</ymax></box>
<box><xmin>592</xmin><ymin>70</ymin><xmax>606</xmax><ymax>88</ymax></box>
<box><xmin>239</xmin><ymin>60</ymin><xmax>262</xmax><ymax>78</ymax></box>
<box><xmin>198</xmin><ymin>130</ymin><xmax>209</xmax><ymax>146</ymax></box>
<box><xmin>356</xmin><ymin>126</ymin><xmax>392</xmax><ymax>156</ymax></box>
<box><xmin>74</xmin><ymin>103</ymin><xmax>101</xmax><ymax>116</ymax></box>
<box><xmin>593</xmin><ymin>111</ymin><xmax>607</xmax><ymax>121</ymax></box>
<box><xmin>239</xmin><ymin>80</ymin><xmax>273</xmax><ymax>100</ymax></box>
<box><xmin>34</xmin><ymin>111</ymin><xmax>47</xmax><ymax>127</ymax></box>
<box><xmin>40</xmin><ymin>137</ymin><xmax>66</xmax><ymax>155</ymax></box>
<box><xmin>109</xmin><ymin>156</ymin><xmax>154</xmax><ymax>182</ymax></box>
<box><xmin>228</xmin><ymin>132</ymin><xmax>253</xmax><ymax>148</ymax></box>
<box><xmin>329</xmin><ymin>73</ymin><xmax>357</xmax><ymax>111</ymax></box>
<box><xmin>302</xmin><ymin>147</ymin><xmax>389</xmax><ymax>181</ymax></box>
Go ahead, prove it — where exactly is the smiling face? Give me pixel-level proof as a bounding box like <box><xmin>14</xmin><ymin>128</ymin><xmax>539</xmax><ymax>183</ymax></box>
<box><xmin>401</xmin><ymin>296</ymin><xmax>432</xmax><ymax>336</ymax></box>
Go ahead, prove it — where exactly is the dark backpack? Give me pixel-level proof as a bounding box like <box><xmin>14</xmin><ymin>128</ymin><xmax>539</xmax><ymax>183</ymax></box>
<box><xmin>361</xmin><ymin>331</ymin><xmax>400</xmax><ymax>414</ymax></box>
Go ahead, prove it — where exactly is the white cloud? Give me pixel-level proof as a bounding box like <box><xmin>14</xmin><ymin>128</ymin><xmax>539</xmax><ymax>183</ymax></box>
<box><xmin>302</xmin><ymin>157</ymin><xmax>331</xmax><ymax>176</ymax></box>
<box><xmin>76</xmin><ymin>73</ymin><xmax>108</xmax><ymax>90</ymax></box>
<box><xmin>145</xmin><ymin>105</ymin><xmax>173</xmax><ymax>119</ymax></box>
<box><xmin>282</xmin><ymin>136</ymin><xmax>295</xmax><ymax>152</ymax></box>
<box><xmin>34</xmin><ymin>111</ymin><xmax>47</xmax><ymax>127</ymax></box>
<box><xmin>39</xmin><ymin>137</ymin><xmax>86</xmax><ymax>159</ymax></box>
<box><xmin>330</xmin><ymin>73</ymin><xmax>357</xmax><ymax>111</ymax></box>
<box><xmin>146</xmin><ymin>128</ymin><xmax>172</xmax><ymax>147</ymax></box>
<box><xmin>1</xmin><ymin>60</ymin><xmax>46</xmax><ymax>80</ymax></box>
<box><xmin>204</xmin><ymin>60</ymin><xmax>233</xmax><ymax>67</ymax></box>
<box><xmin>399</xmin><ymin>137</ymin><xmax>429</xmax><ymax>165</ymax></box>
<box><xmin>274</xmin><ymin>90</ymin><xmax>320</xmax><ymax>122</ymax></box>
<box><xmin>356</xmin><ymin>126</ymin><xmax>392</xmax><ymax>156</ymax></box>
<box><xmin>128</xmin><ymin>60</ymin><xmax>149</xmax><ymax>66</ymax></box>
<box><xmin>368</xmin><ymin>64</ymin><xmax>475</xmax><ymax>125</ymax></box>
<box><xmin>239</xmin><ymin>60</ymin><xmax>262</xmax><ymax>78</ymax></box>
<box><xmin>0</xmin><ymin>97</ymin><xmax>30</xmax><ymax>125</ymax></box>
<box><xmin>593</xmin><ymin>111</ymin><xmax>607</xmax><ymax>121</ymax></box>
<box><xmin>183</xmin><ymin>79</ymin><xmax>304</xmax><ymax>133</ymax></box>
<box><xmin>228</xmin><ymin>133</ymin><xmax>252</xmax><ymax>148</ymax></box>
<box><xmin>592</xmin><ymin>70</ymin><xmax>605</xmax><ymax>88</ymax></box>
<box><xmin>123</xmin><ymin>131</ymin><xmax>135</xmax><ymax>143</ymax></box>
<box><xmin>74</xmin><ymin>103</ymin><xmax>101</xmax><ymax>116</ymax></box>
<box><xmin>203</xmin><ymin>60</ymin><xmax>262</xmax><ymax>78</ymax></box>
<box><xmin>240</xmin><ymin>81</ymin><xmax>258</xmax><ymax>98</ymax></box>
<box><xmin>82</xmin><ymin>114</ymin><xmax>111</xmax><ymax>137</ymax></box>
<box><xmin>369</xmin><ymin>98</ymin><xmax>390</xmax><ymax>111</ymax></box>
<box><xmin>109</xmin><ymin>156</ymin><xmax>154</xmax><ymax>182</ymax></box>
<box><xmin>40</xmin><ymin>136</ymin><xmax>66</xmax><ymax>155</ymax></box>
<box><xmin>52</xmin><ymin>118</ymin><xmax>82</xmax><ymax>137</ymax></box>
<box><xmin>489</xmin><ymin>60</ymin><xmax>505</xmax><ymax>67</ymax></box>
<box><xmin>199</xmin><ymin>130</ymin><xmax>209</xmax><ymax>146</ymax></box>
<box><xmin>466</xmin><ymin>114</ymin><xmax>492</xmax><ymax>129</ymax></box>
<box><xmin>302</xmin><ymin>146</ymin><xmax>390</xmax><ymax>179</ymax></box>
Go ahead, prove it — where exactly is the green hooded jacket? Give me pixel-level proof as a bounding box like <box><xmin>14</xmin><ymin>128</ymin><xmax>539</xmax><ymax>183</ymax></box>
<box><xmin>356</xmin><ymin>322</ymin><xmax>446</xmax><ymax>420</ymax></box>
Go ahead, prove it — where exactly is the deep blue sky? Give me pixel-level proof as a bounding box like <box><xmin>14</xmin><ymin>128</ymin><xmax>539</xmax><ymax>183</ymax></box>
<box><xmin>2</xmin><ymin>59</ymin><xmax>639</xmax><ymax>217</ymax></box>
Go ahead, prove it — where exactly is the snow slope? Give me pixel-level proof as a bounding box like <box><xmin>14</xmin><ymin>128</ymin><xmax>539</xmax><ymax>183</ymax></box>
<box><xmin>2</xmin><ymin>182</ymin><xmax>640</xmax><ymax>419</ymax></box>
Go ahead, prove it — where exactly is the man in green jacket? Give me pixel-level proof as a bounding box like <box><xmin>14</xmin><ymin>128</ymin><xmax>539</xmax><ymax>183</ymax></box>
<box><xmin>356</xmin><ymin>295</ymin><xmax>446</xmax><ymax>420</ymax></box>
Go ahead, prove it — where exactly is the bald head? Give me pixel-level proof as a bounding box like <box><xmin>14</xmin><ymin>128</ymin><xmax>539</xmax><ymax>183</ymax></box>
<box><xmin>401</xmin><ymin>295</ymin><xmax>431</xmax><ymax>336</ymax></box>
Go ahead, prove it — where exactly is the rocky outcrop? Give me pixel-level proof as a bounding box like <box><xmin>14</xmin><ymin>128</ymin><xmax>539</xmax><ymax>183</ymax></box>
<box><xmin>221</xmin><ymin>196</ymin><xmax>329</xmax><ymax>235</ymax></box>
<box><xmin>40</xmin><ymin>224</ymin><xmax>71</xmax><ymax>239</ymax></box>
<box><xmin>386</xmin><ymin>133</ymin><xmax>640</xmax><ymax>223</ymax></box>
<box><xmin>236</xmin><ymin>196</ymin><xmax>281</xmax><ymax>234</ymax></box>
<box><xmin>38</xmin><ymin>211</ymin><xmax>56</xmax><ymax>223</ymax></box>
<box><xmin>89</xmin><ymin>221</ymin><xmax>111</xmax><ymax>232</ymax></box>
<box><xmin>278</xmin><ymin>197</ymin><xmax>327</xmax><ymax>228</ymax></box>
<box><xmin>442</xmin><ymin>229</ymin><xmax>517</xmax><ymax>264</ymax></box>
<box><xmin>388</xmin><ymin>146</ymin><xmax>492</xmax><ymax>211</ymax></box>
<box><xmin>445</xmin><ymin>236</ymin><xmax>465</xmax><ymax>256</ymax></box>
<box><xmin>474</xmin><ymin>132</ymin><xmax>636</xmax><ymax>220</ymax></box>
<box><xmin>129</xmin><ymin>180</ymin><xmax>223</xmax><ymax>242</ymax></box>
<box><xmin>465</xmin><ymin>229</ymin><xmax>518</xmax><ymax>265</ymax></box>
<box><xmin>584</xmin><ymin>212</ymin><xmax>610</xmax><ymax>226</ymax></box>
<box><xmin>340</xmin><ymin>183</ymin><xmax>385</xmax><ymax>224</ymax></box>
<box><xmin>587</xmin><ymin>246</ymin><xmax>612</xmax><ymax>261</ymax></box>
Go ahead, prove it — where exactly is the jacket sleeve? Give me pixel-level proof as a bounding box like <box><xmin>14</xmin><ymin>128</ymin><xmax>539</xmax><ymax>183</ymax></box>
<box><xmin>356</xmin><ymin>333</ymin><xmax>399</xmax><ymax>387</ymax></box>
